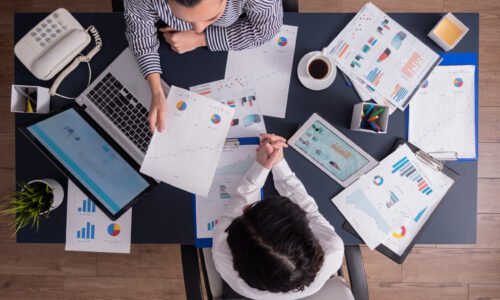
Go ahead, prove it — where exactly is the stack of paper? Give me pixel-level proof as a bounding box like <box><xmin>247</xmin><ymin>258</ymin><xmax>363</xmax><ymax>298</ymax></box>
<box><xmin>225</xmin><ymin>25</ymin><xmax>298</xmax><ymax>118</ymax></box>
<box><xmin>326</xmin><ymin>2</ymin><xmax>441</xmax><ymax>113</ymax></box>
<box><xmin>332</xmin><ymin>144</ymin><xmax>454</xmax><ymax>255</ymax></box>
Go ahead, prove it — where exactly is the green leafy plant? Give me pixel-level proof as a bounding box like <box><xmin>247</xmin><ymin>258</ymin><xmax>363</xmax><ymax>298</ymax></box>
<box><xmin>0</xmin><ymin>182</ymin><xmax>53</xmax><ymax>233</ymax></box>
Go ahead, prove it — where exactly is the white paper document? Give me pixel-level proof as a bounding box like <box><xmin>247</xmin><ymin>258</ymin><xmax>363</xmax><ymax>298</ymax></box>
<box><xmin>195</xmin><ymin>139</ymin><xmax>260</xmax><ymax>244</ymax></box>
<box><xmin>190</xmin><ymin>77</ymin><xmax>266</xmax><ymax>138</ymax></box>
<box><xmin>409</xmin><ymin>65</ymin><xmax>476</xmax><ymax>160</ymax></box>
<box><xmin>326</xmin><ymin>2</ymin><xmax>441</xmax><ymax>110</ymax></box>
<box><xmin>140</xmin><ymin>86</ymin><xmax>235</xmax><ymax>196</ymax></box>
<box><xmin>332</xmin><ymin>144</ymin><xmax>454</xmax><ymax>253</ymax></box>
<box><xmin>225</xmin><ymin>25</ymin><xmax>298</xmax><ymax>118</ymax></box>
<box><xmin>65</xmin><ymin>181</ymin><xmax>132</xmax><ymax>253</ymax></box>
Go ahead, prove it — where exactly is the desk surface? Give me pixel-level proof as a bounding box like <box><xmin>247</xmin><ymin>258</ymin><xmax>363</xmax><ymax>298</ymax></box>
<box><xmin>15</xmin><ymin>12</ymin><xmax>478</xmax><ymax>245</ymax></box>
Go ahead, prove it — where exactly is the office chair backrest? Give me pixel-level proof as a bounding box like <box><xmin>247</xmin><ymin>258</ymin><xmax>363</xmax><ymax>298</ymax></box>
<box><xmin>112</xmin><ymin>0</ymin><xmax>298</xmax><ymax>13</ymax></box>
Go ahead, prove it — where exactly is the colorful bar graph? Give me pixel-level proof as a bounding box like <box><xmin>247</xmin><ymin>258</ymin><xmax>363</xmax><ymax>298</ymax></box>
<box><xmin>392</xmin><ymin>156</ymin><xmax>433</xmax><ymax>195</ymax></box>
<box><xmin>390</xmin><ymin>84</ymin><xmax>409</xmax><ymax>103</ymax></box>
<box><xmin>401</xmin><ymin>52</ymin><xmax>423</xmax><ymax>79</ymax></box>
<box><xmin>207</xmin><ymin>219</ymin><xmax>218</xmax><ymax>231</ymax></box>
<box><xmin>386</xmin><ymin>191</ymin><xmax>400</xmax><ymax>208</ymax></box>
<box><xmin>366</xmin><ymin>67</ymin><xmax>383</xmax><ymax>86</ymax></box>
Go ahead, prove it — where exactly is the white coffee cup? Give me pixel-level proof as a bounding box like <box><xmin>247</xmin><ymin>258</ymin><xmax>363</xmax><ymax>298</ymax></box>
<box><xmin>306</xmin><ymin>48</ymin><xmax>336</xmax><ymax>82</ymax></box>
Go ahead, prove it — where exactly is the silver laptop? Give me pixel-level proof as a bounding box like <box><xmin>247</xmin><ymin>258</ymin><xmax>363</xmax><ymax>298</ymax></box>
<box><xmin>76</xmin><ymin>47</ymin><xmax>169</xmax><ymax>164</ymax></box>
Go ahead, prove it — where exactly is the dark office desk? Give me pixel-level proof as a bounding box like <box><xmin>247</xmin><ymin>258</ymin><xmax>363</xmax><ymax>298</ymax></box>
<box><xmin>14</xmin><ymin>12</ymin><xmax>478</xmax><ymax>245</ymax></box>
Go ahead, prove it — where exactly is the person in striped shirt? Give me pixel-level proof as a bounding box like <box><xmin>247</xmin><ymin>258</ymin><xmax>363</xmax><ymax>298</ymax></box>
<box><xmin>124</xmin><ymin>0</ymin><xmax>284</xmax><ymax>133</ymax></box>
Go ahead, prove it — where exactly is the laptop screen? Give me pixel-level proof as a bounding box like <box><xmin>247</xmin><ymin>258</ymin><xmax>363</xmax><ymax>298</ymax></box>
<box><xmin>26</xmin><ymin>107</ymin><xmax>151</xmax><ymax>215</ymax></box>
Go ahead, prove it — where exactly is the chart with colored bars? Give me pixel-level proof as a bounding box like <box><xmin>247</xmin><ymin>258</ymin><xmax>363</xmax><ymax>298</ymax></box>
<box><xmin>207</xmin><ymin>219</ymin><xmax>218</xmax><ymax>231</ymax></box>
<box><xmin>401</xmin><ymin>52</ymin><xmax>423</xmax><ymax>79</ymax></box>
<box><xmin>77</xmin><ymin>198</ymin><xmax>96</xmax><ymax>213</ymax></box>
<box><xmin>76</xmin><ymin>222</ymin><xmax>95</xmax><ymax>240</ymax></box>
<box><xmin>392</xmin><ymin>156</ymin><xmax>433</xmax><ymax>195</ymax></box>
<box><xmin>366</xmin><ymin>67</ymin><xmax>383</xmax><ymax>86</ymax></box>
<box><xmin>390</xmin><ymin>84</ymin><xmax>409</xmax><ymax>103</ymax></box>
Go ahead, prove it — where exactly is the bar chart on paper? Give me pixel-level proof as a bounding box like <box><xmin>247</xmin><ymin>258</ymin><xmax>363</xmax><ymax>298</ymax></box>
<box><xmin>392</xmin><ymin>156</ymin><xmax>433</xmax><ymax>195</ymax></box>
<box><xmin>66</xmin><ymin>181</ymin><xmax>132</xmax><ymax>253</ymax></box>
<box><xmin>76</xmin><ymin>222</ymin><xmax>95</xmax><ymax>240</ymax></box>
<box><xmin>77</xmin><ymin>198</ymin><xmax>96</xmax><ymax>213</ymax></box>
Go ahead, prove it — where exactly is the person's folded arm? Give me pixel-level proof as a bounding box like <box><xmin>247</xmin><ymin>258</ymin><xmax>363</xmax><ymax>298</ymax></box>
<box><xmin>221</xmin><ymin>161</ymin><xmax>270</xmax><ymax>220</ymax></box>
<box><xmin>205</xmin><ymin>0</ymin><xmax>284</xmax><ymax>51</ymax></box>
<box><xmin>124</xmin><ymin>0</ymin><xmax>162</xmax><ymax>78</ymax></box>
<box><xmin>272</xmin><ymin>159</ymin><xmax>319</xmax><ymax>215</ymax></box>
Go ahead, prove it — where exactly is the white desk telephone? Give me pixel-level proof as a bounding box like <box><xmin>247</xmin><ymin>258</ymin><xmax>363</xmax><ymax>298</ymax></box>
<box><xmin>14</xmin><ymin>8</ymin><xmax>102</xmax><ymax>98</ymax></box>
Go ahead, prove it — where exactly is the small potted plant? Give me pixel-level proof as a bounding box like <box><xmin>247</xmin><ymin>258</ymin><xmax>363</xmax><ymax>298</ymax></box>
<box><xmin>0</xmin><ymin>178</ymin><xmax>64</xmax><ymax>233</ymax></box>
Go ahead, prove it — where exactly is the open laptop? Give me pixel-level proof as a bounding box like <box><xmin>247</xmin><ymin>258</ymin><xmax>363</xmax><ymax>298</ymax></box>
<box><xmin>75</xmin><ymin>47</ymin><xmax>170</xmax><ymax>164</ymax></box>
<box><xmin>20</xmin><ymin>104</ymin><xmax>157</xmax><ymax>220</ymax></box>
<box><xmin>19</xmin><ymin>48</ymin><xmax>165</xmax><ymax>219</ymax></box>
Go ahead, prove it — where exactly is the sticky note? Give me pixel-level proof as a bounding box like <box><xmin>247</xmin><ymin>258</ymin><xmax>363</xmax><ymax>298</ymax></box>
<box><xmin>433</xmin><ymin>18</ymin><xmax>464</xmax><ymax>46</ymax></box>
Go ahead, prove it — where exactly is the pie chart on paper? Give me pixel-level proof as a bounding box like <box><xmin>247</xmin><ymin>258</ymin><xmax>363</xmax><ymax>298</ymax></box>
<box><xmin>211</xmin><ymin>114</ymin><xmax>221</xmax><ymax>125</ymax></box>
<box><xmin>278</xmin><ymin>36</ymin><xmax>288</xmax><ymax>47</ymax></box>
<box><xmin>107</xmin><ymin>223</ymin><xmax>121</xmax><ymax>237</ymax></box>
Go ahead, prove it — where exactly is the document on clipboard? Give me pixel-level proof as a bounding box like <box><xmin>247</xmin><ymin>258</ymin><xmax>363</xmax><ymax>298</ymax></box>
<box><xmin>332</xmin><ymin>140</ymin><xmax>458</xmax><ymax>263</ymax></box>
<box><xmin>193</xmin><ymin>137</ymin><xmax>262</xmax><ymax>248</ymax></box>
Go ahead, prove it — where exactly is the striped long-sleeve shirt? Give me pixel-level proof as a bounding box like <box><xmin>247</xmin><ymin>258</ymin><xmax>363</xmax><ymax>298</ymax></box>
<box><xmin>124</xmin><ymin>0</ymin><xmax>284</xmax><ymax>78</ymax></box>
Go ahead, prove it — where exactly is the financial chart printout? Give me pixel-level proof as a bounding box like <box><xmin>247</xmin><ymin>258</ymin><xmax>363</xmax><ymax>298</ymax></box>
<box><xmin>140</xmin><ymin>86</ymin><xmax>235</xmax><ymax>196</ymax></box>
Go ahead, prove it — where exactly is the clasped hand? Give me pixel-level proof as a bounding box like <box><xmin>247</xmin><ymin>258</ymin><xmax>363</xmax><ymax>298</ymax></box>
<box><xmin>256</xmin><ymin>134</ymin><xmax>288</xmax><ymax>170</ymax></box>
<box><xmin>160</xmin><ymin>27</ymin><xmax>207</xmax><ymax>54</ymax></box>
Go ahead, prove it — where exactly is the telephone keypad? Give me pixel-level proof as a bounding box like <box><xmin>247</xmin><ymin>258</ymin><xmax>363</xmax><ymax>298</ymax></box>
<box><xmin>29</xmin><ymin>13</ymin><xmax>70</xmax><ymax>48</ymax></box>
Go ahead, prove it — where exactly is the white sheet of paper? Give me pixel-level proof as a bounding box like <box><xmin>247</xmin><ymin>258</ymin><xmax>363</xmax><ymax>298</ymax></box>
<box><xmin>332</xmin><ymin>144</ymin><xmax>454</xmax><ymax>250</ymax></box>
<box><xmin>408</xmin><ymin>65</ymin><xmax>476</xmax><ymax>160</ymax></box>
<box><xmin>140</xmin><ymin>86</ymin><xmax>235</xmax><ymax>196</ymax></box>
<box><xmin>65</xmin><ymin>181</ymin><xmax>132</xmax><ymax>253</ymax></box>
<box><xmin>190</xmin><ymin>77</ymin><xmax>266</xmax><ymax>138</ymax></box>
<box><xmin>225</xmin><ymin>25</ymin><xmax>298</xmax><ymax>118</ymax></box>
<box><xmin>326</xmin><ymin>3</ymin><xmax>440</xmax><ymax>110</ymax></box>
<box><xmin>195</xmin><ymin>140</ymin><xmax>260</xmax><ymax>241</ymax></box>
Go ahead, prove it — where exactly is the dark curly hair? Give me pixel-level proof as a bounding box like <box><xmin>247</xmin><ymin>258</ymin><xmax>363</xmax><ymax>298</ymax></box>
<box><xmin>225</xmin><ymin>196</ymin><xmax>325</xmax><ymax>293</ymax></box>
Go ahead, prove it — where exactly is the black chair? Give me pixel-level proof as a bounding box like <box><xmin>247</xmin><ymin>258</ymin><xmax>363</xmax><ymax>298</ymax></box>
<box><xmin>180</xmin><ymin>244</ymin><xmax>369</xmax><ymax>300</ymax></box>
<box><xmin>112</xmin><ymin>0</ymin><xmax>298</xmax><ymax>13</ymax></box>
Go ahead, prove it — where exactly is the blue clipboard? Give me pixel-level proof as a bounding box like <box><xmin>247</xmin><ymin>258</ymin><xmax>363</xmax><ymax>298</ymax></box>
<box><xmin>193</xmin><ymin>137</ymin><xmax>262</xmax><ymax>248</ymax></box>
<box><xmin>405</xmin><ymin>52</ymin><xmax>478</xmax><ymax>161</ymax></box>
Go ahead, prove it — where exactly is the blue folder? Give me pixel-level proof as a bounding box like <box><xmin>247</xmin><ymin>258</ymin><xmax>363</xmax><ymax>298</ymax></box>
<box><xmin>193</xmin><ymin>137</ymin><xmax>262</xmax><ymax>248</ymax></box>
<box><xmin>406</xmin><ymin>52</ymin><xmax>479</xmax><ymax>161</ymax></box>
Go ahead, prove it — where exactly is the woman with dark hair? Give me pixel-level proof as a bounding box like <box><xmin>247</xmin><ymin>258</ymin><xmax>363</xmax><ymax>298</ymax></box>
<box><xmin>124</xmin><ymin>0</ymin><xmax>283</xmax><ymax>133</ymax></box>
<box><xmin>212</xmin><ymin>134</ymin><xmax>345</xmax><ymax>299</ymax></box>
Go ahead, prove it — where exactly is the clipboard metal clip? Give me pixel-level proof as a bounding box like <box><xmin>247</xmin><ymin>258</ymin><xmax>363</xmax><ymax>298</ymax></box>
<box><xmin>427</xmin><ymin>151</ymin><xmax>459</xmax><ymax>161</ymax></box>
<box><xmin>416</xmin><ymin>150</ymin><xmax>444</xmax><ymax>171</ymax></box>
<box><xmin>225</xmin><ymin>139</ymin><xmax>240</xmax><ymax>148</ymax></box>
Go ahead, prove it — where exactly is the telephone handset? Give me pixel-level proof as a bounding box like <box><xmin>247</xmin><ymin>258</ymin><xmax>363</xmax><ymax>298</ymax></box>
<box><xmin>14</xmin><ymin>8</ymin><xmax>102</xmax><ymax>99</ymax></box>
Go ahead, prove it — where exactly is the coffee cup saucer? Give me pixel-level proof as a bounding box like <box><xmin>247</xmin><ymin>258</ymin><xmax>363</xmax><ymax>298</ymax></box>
<box><xmin>297</xmin><ymin>51</ymin><xmax>337</xmax><ymax>91</ymax></box>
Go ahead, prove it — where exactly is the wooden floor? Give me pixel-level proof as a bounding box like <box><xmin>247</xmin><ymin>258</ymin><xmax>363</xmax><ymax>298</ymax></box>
<box><xmin>0</xmin><ymin>0</ymin><xmax>499</xmax><ymax>299</ymax></box>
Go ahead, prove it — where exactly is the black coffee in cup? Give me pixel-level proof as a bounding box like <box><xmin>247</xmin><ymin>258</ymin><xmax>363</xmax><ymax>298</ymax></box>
<box><xmin>308</xmin><ymin>58</ymin><xmax>330</xmax><ymax>79</ymax></box>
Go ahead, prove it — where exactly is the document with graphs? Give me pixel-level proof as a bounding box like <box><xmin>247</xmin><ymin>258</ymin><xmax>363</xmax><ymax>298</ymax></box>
<box><xmin>140</xmin><ymin>86</ymin><xmax>235</xmax><ymax>196</ymax></box>
<box><xmin>193</xmin><ymin>138</ymin><xmax>261</xmax><ymax>247</ymax></box>
<box><xmin>65</xmin><ymin>181</ymin><xmax>132</xmax><ymax>253</ymax></box>
<box><xmin>332</xmin><ymin>144</ymin><xmax>455</xmax><ymax>253</ymax></box>
<box><xmin>326</xmin><ymin>2</ymin><xmax>441</xmax><ymax>110</ymax></box>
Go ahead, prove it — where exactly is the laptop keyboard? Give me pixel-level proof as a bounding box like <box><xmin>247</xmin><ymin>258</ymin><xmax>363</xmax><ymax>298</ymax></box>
<box><xmin>86</xmin><ymin>73</ymin><xmax>152</xmax><ymax>153</ymax></box>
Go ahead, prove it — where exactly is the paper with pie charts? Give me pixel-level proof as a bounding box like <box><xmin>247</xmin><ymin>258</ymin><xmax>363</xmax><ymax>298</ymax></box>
<box><xmin>140</xmin><ymin>86</ymin><xmax>235</xmax><ymax>196</ymax></box>
<box><xmin>65</xmin><ymin>180</ymin><xmax>132</xmax><ymax>253</ymax></box>
<box><xmin>225</xmin><ymin>25</ymin><xmax>298</xmax><ymax>118</ymax></box>
<box><xmin>332</xmin><ymin>144</ymin><xmax>454</xmax><ymax>251</ymax></box>
<box><xmin>190</xmin><ymin>76</ymin><xmax>266</xmax><ymax>138</ymax></box>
